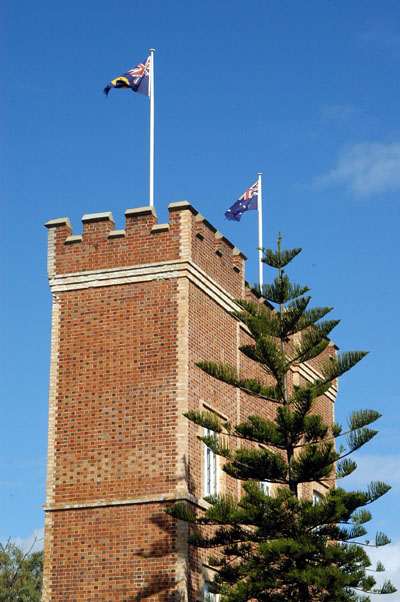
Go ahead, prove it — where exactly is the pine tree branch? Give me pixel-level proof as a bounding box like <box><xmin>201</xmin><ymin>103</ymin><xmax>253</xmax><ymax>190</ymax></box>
<box><xmin>193</xmin><ymin>427</ymin><xmax>292</xmax><ymax>456</ymax></box>
<box><xmin>322</xmin><ymin>351</ymin><xmax>369</xmax><ymax>381</ymax></box>
<box><xmin>285</xmin><ymin>416</ymin><xmax>380</xmax><ymax>452</ymax></box>
<box><xmin>260</xmin><ymin>246</ymin><xmax>302</xmax><ymax>269</ymax></box>
<box><xmin>291</xmin><ymin>306</ymin><xmax>335</xmax><ymax>335</ymax></box>
<box><xmin>291</xmin><ymin>422</ymin><xmax>378</xmax><ymax>449</ymax></box>
<box><xmin>195</xmin><ymin>361</ymin><xmax>282</xmax><ymax>404</ymax></box>
<box><xmin>237</xmin><ymin>385</ymin><xmax>282</xmax><ymax>405</ymax></box>
<box><xmin>262</xmin><ymin>276</ymin><xmax>310</xmax><ymax>304</ymax></box>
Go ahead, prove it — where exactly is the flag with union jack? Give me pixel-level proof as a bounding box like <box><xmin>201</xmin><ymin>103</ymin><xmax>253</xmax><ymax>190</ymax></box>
<box><xmin>225</xmin><ymin>181</ymin><xmax>259</xmax><ymax>221</ymax></box>
<box><xmin>104</xmin><ymin>56</ymin><xmax>150</xmax><ymax>97</ymax></box>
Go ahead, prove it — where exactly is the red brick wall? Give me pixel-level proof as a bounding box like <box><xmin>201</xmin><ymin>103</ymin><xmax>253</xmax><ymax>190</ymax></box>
<box><xmin>43</xmin><ymin>202</ymin><xmax>335</xmax><ymax>601</ymax></box>
<box><xmin>51</xmin><ymin>279</ymin><xmax>180</xmax><ymax>506</ymax></box>
<box><xmin>43</xmin><ymin>504</ymin><xmax>179</xmax><ymax>601</ymax></box>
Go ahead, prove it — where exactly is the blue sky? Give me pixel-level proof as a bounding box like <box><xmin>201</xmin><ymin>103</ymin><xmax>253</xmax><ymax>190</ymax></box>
<box><xmin>1</xmin><ymin>0</ymin><xmax>400</xmax><ymax>594</ymax></box>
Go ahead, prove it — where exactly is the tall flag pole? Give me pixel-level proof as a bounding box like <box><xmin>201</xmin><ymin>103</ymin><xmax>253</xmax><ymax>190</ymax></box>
<box><xmin>104</xmin><ymin>50</ymin><xmax>156</xmax><ymax>207</ymax></box>
<box><xmin>149</xmin><ymin>49</ymin><xmax>155</xmax><ymax>207</ymax></box>
<box><xmin>258</xmin><ymin>172</ymin><xmax>263</xmax><ymax>289</ymax></box>
<box><xmin>225</xmin><ymin>175</ymin><xmax>264</xmax><ymax>289</ymax></box>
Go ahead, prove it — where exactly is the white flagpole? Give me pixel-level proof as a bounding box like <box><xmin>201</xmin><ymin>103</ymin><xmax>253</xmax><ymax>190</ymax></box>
<box><xmin>258</xmin><ymin>172</ymin><xmax>263</xmax><ymax>290</ymax></box>
<box><xmin>149</xmin><ymin>48</ymin><xmax>155</xmax><ymax>207</ymax></box>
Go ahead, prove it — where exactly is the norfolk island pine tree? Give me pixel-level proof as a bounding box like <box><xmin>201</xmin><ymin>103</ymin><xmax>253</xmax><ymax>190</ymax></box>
<box><xmin>166</xmin><ymin>236</ymin><xmax>396</xmax><ymax>602</ymax></box>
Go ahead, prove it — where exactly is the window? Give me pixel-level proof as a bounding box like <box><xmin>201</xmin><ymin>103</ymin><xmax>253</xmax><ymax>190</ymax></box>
<box><xmin>259</xmin><ymin>481</ymin><xmax>271</xmax><ymax>496</ymax></box>
<box><xmin>312</xmin><ymin>490</ymin><xmax>323</xmax><ymax>532</ymax></box>
<box><xmin>204</xmin><ymin>428</ymin><xmax>218</xmax><ymax>496</ymax></box>
<box><xmin>204</xmin><ymin>581</ymin><xmax>219</xmax><ymax>601</ymax></box>
<box><xmin>313</xmin><ymin>490</ymin><xmax>323</xmax><ymax>505</ymax></box>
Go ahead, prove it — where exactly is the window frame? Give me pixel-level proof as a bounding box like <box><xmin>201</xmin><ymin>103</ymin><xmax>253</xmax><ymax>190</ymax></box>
<box><xmin>203</xmin><ymin>427</ymin><xmax>219</xmax><ymax>497</ymax></box>
<box><xmin>259</xmin><ymin>480</ymin><xmax>271</xmax><ymax>496</ymax></box>
<box><xmin>312</xmin><ymin>490</ymin><xmax>323</xmax><ymax>505</ymax></box>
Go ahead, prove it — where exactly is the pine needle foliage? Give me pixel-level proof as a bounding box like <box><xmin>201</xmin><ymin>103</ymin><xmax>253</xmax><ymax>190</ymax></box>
<box><xmin>166</xmin><ymin>236</ymin><xmax>395</xmax><ymax>601</ymax></box>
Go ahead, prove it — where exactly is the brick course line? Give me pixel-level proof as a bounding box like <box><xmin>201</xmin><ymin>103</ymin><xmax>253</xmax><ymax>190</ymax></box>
<box><xmin>48</xmin><ymin>259</ymin><xmax>240</xmax><ymax>314</ymax></box>
<box><xmin>43</xmin><ymin>492</ymin><xmax>209</xmax><ymax>512</ymax></box>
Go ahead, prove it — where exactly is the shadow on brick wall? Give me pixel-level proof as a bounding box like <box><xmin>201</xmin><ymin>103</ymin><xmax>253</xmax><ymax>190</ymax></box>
<box><xmin>129</xmin><ymin>455</ymin><xmax>197</xmax><ymax>601</ymax></box>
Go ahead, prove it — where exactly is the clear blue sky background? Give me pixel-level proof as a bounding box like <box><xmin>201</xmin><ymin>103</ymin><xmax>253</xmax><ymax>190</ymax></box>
<box><xmin>1</xmin><ymin>0</ymin><xmax>400</xmax><ymax>594</ymax></box>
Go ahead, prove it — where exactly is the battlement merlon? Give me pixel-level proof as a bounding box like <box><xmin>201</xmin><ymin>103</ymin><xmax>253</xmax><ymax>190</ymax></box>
<box><xmin>45</xmin><ymin>201</ymin><xmax>247</xmax><ymax>298</ymax></box>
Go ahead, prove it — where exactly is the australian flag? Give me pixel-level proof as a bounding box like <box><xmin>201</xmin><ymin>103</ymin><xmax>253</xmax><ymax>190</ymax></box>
<box><xmin>104</xmin><ymin>56</ymin><xmax>150</xmax><ymax>96</ymax></box>
<box><xmin>225</xmin><ymin>181</ymin><xmax>259</xmax><ymax>221</ymax></box>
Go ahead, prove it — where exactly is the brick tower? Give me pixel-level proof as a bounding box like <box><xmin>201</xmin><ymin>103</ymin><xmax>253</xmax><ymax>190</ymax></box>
<box><xmin>43</xmin><ymin>202</ymin><xmax>337</xmax><ymax>601</ymax></box>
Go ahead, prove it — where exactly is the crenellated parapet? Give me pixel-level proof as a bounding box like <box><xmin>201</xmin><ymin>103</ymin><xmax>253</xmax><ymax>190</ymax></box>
<box><xmin>45</xmin><ymin>201</ymin><xmax>247</xmax><ymax>298</ymax></box>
